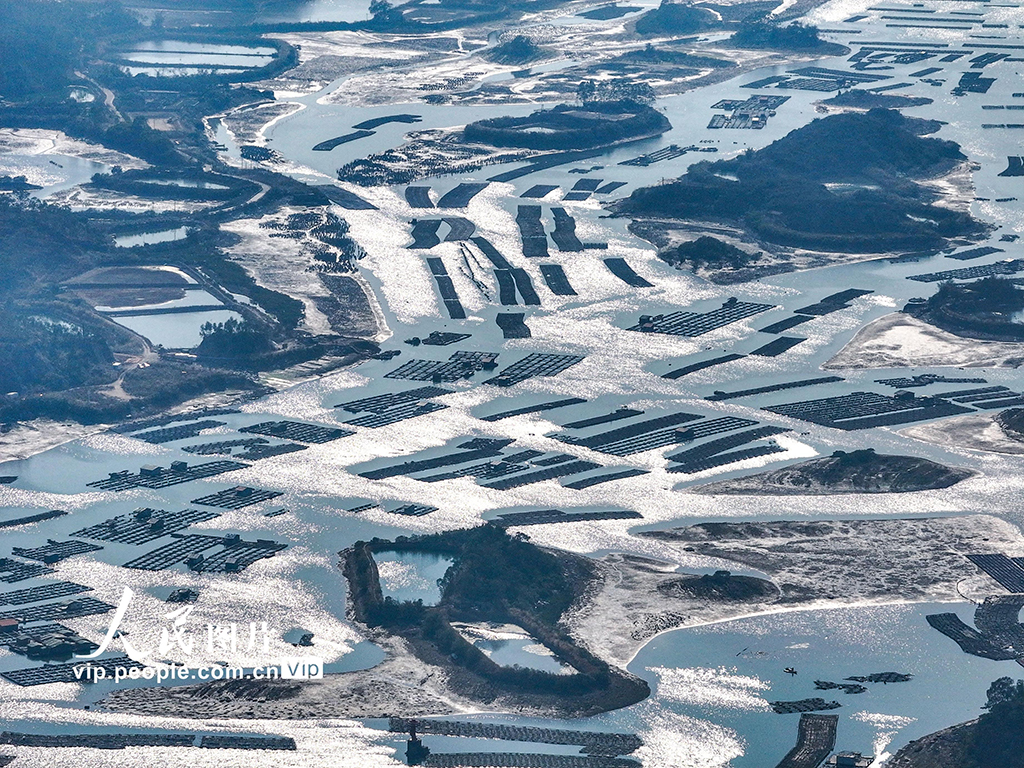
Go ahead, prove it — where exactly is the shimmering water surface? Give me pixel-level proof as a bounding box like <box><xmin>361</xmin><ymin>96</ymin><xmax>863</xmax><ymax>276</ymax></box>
<box><xmin>6</xmin><ymin>0</ymin><xmax>1024</xmax><ymax>764</ymax></box>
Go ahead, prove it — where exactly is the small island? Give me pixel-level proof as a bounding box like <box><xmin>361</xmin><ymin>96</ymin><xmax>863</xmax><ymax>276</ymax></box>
<box><xmin>693</xmin><ymin>448</ymin><xmax>976</xmax><ymax>495</ymax></box>
<box><xmin>615</xmin><ymin>108</ymin><xmax>985</xmax><ymax>280</ymax></box>
<box><xmin>905</xmin><ymin>276</ymin><xmax>1024</xmax><ymax>342</ymax></box>
<box><xmin>342</xmin><ymin>525</ymin><xmax>650</xmax><ymax>717</ymax></box>
<box><xmin>821</xmin><ymin>89</ymin><xmax>934</xmax><ymax>110</ymax></box>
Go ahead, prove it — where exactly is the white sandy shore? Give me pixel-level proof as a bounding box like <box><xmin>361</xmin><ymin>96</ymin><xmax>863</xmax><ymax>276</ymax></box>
<box><xmin>825</xmin><ymin>313</ymin><xmax>1024</xmax><ymax>370</ymax></box>
<box><xmin>903</xmin><ymin>413</ymin><xmax>1024</xmax><ymax>456</ymax></box>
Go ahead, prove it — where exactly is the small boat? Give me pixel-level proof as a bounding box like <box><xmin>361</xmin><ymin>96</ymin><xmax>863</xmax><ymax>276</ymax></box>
<box><xmin>784</xmin><ymin>667</ymin><xmax>798</xmax><ymax>675</ymax></box>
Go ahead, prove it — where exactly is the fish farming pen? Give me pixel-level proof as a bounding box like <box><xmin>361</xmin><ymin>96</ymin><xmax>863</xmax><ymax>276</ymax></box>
<box><xmin>0</xmin><ymin>558</ymin><xmax>53</xmax><ymax>583</ymax></box>
<box><xmin>183</xmin><ymin>438</ymin><xmax>268</xmax><ymax>455</ymax></box>
<box><xmin>338</xmin><ymin>387</ymin><xmax>454</xmax><ymax>414</ymax></box>
<box><xmin>521</xmin><ymin>185</ymin><xmax>558</xmax><ymax>198</ymax></box>
<box><xmin>966</xmin><ymin>553</ymin><xmax>1024</xmax><ymax>592</ymax></box>
<box><xmin>596</xmin><ymin>182</ymin><xmax>626</xmax><ymax>194</ymax></box>
<box><xmin>436</xmin><ymin>182</ymin><xmax>489</xmax><ymax>208</ymax></box>
<box><xmin>557</xmin><ymin>412</ymin><xmax>700</xmax><ymax>449</ymax></box>
<box><xmin>973</xmin><ymin>595</ymin><xmax>1024</xmax><ymax>651</ymax></box>
<box><xmin>492</xmin><ymin>509</ymin><xmax>642</xmax><ymax>527</ymax></box>
<box><xmin>191</xmin><ymin>486</ymin><xmax>284</xmax><ymax>510</ymax></box>
<box><xmin>353</xmin><ymin>114</ymin><xmax>422</xmax><ymax>130</ymax></box>
<box><xmin>0</xmin><ymin>622</ymin><xmax>97</xmax><ymax>659</ymax></box>
<box><xmin>619</xmin><ymin>144</ymin><xmax>693</xmax><ymax>167</ymax></box>
<box><xmin>563</xmin><ymin>469</ymin><xmax>649</xmax><ymax>489</ymax></box>
<box><xmin>312</xmin><ymin>130</ymin><xmax>375</xmax><ymax>151</ymax></box>
<box><xmin>774</xmin><ymin>714</ymin><xmax>839</xmax><ymax>768</ymax></box>
<box><xmin>496</xmin><ymin>269</ymin><xmax>519</xmax><ymax>305</ymax></box>
<box><xmin>442</xmin><ymin>217</ymin><xmax>476</xmax><ymax>242</ymax></box>
<box><xmin>346</xmin><ymin>401</ymin><xmax>448</xmax><ymax>428</ymax></box>
<box><xmin>426</xmin><ymin>258</ymin><xmax>467</xmax><ymax>319</ymax></box>
<box><xmin>496</xmin><ymin>313</ymin><xmax>532</xmax><ymax>339</ymax></box>
<box><xmin>388</xmin><ymin>718</ymin><xmax>641</xmax><ymax>756</ymax></box>
<box><xmin>357</xmin><ymin>443</ymin><xmax>511</xmax><ymax>480</ymax></box>
<box><xmin>516</xmin><ymin>204</ymin><xmax>548</xmax><ymax>259</ymax></box>
<box><xmin>0</xmin><ymin>510</ymin><xmax>67</xmax><ymax>529</ymax></box>
<box><xmin>750</xmin><ymin>337</ymin><xmax>806</xmax><ymax>357</ymax></box>
<box><xmin>410</xmin><ymin>219</ymin><xmax>443</xmax><ymax>249</ymax></box>
<box><xmin>604</xmin><ymin>258</ymin><xmax>653</xmax><ymax>288</ymax></box>
<box><xmin>665</xmin><ymin>426</ymin><xmax>790</xmax><ymax>471</ymax></box>
<box><xmin>123</xmin><ymin>533</ymin><xmax>285</xmax><ymax>573</ymax></box>
<box><xmin>88</xmin><ymin>460</ymin><xmax>249</xmax><ymax>491</ymax></box>
<box><xmin>707</xmin><ymin>376</ymin><xmax>844</xmax><ymax>401</ymax></box>
<box><xmin>481</xmin><ymin>398</ymin><xmax>587</xmax><ymax>422</ymax></box>
<box><xmin>421</xmin><ymin>755</ymin><xmax>640</xmax><ymax>767</ymax></box>
<box><xmin>133</xmin><ymin>421</ymin><xmax>227</xmax><ymax>444</ymax></box>
<box><xmin>947</xmin><ymin>246</ymin><xmax>1005</xmax><ymax>260</ymax></box>
<box><xmin>72</xmin><ymin>508</ymin><xmax>220</xmax><ymax>545</ymax></box>
<box><xmin>1000</xmin><ymin>157</ymin><xmax>1024</xmax><ymax>176</ymax></box>
<box><xmin>0</xmin><ymin>732</ymin><xmax>296</xmax><ymax>750</ymax></box>
<box><xmin>562</xmin><ymin>408</ymin><xmax>644</xmax><ymax>430</ymax></box>
<box><xmin>510</xmin><ymin>268</ymin><xmax>542</xmax><ymax>305</ymax></box>
<box><xmin>386</xmin><ymin>351</ymin><xmax>499</xmax><ymax>382</ymax></box>
<box><xmin>418</xmin><ymin>332</ymin><xmax>472</xmax><ymax>346</ymax></box>
<box><xmin>0</xmin><ymin>597</ymin><xmax>114</xmax><ymax>624</ymax></box>
<box><xmin>483</xmin><ymin>353</ymin><xmax>584</xmax><ymax>387</ymax></box>
<box><xmin>770</xmin><ymin>698</ymin><xmax>842</xmax><ymax>714</ymax></box>
<box><xmin>13</xmin><ymin>540</ymin><xmax>102</xmax><ymax>564</ymax></box>
<box><xmin>663</xmin><ymin>353</ymin><xmax>746</xmax><ymax>379</ymax></box>
<box><xmin>668</xmin><ymin>444</ymin><xmax>786</xmax><ymax>473</ymax></box>
<box><xmin>234</xmin><ymin>443</ymin><xmax>308</xmax><ymax>460</ymax></box>
<box><xmin>480</xmin><ymin>460</ymin><xmax>602</xmax><ymax>490</ymax></box>
<box><xmin>539</xmin><ymin>264</ymin><xmax>577</xmax><ymax>296</ymax></box>
<box><xmin>876</xmin><ymin>375</ymin><xmax>987</xmax><ymax>388</ymax></box>
<box><xmin>793</xmin><ymin>289</ymin><xmax>873</xmax><ymax>316</ymax></box>
<box><xmin>550</xmin><ymin>208</ymin><xmax>585</xmax><ymax>252</ymax></box>
<box><xmin>846</xmin><ymin>672</ymin><xmax>912</xmax><ymax>683</ymax></box>
<box><xmin>406</xmin><ymin>186</ymin><xmax>434</xmax><ymax>208</ymax></box>
<box><xmin>382</xmin><ymin>503</ymin><xmax>438</xmax><ymax>517</ymax></box>
<box><xmin>0</xmin><ymin>582</ymin><xmax>91</xmax><ymax>606</ymax></box>
<box><xmin>907</xmin><ymin>259</ymin><xmax>1024</xmax><ymax>282</ymax></box>
<box><xmin>814</xmin><ymin>680</ymin><xmax>867</xmax><ymax>694</ymax></box>
<box><xmin>628</xmin><ymin>299</ymin><xmax>776</xmax><ymax>337</ymax></box>
<box><xmin>471</xmin><ymin>237</ymin><xmax>515</xmax><ymax>270</ymax></box>
<box><xmin>239</xmin><ymin>420</ymin><xmax>354</xmax><ymax>444</ymax></box>
<box><xmin>760</xmin><ymin>315</ymin><xmax>813</xmax><ymax>334</ymax></box>
<box><xmin>763</xmin><ymin>391</ymin><xmax>972</xmax><ymax>430</ymax></box>
<box><xmin>108</xmin><ymin>408</ymin><xmax>241</xmax><ymax>436</ymax></box>
<box><xmin>2</xmin><ymin>654</ymin><xmax>143</xmax><ymax>686</ymax></box>
<box><xmin>926</xmin><ymin>612</ymin><xmax>1018</xmax><ymax>660</ymax></box>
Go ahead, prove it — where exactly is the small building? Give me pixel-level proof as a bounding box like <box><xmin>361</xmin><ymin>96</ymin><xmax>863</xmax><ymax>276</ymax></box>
<box><xmin>0</xmin><ymin>618</ymin><xmax>20</xmax><ymax>635</ymax></box>
<box><xmin>139</xmin><ymin>465</ymin><xmax>163</xmax><ymax>477</ymax></box>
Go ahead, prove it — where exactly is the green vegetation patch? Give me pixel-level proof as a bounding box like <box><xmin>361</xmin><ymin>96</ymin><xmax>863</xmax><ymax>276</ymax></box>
<box><xmin>617</xmin><ymin>109</ymin><xmax>984</xmax><ymax>253</ymax></box>
<box><xmin>907</xmin><ymin>277</ymin><xmax>1024</xmax><ymax>341</ymax></box>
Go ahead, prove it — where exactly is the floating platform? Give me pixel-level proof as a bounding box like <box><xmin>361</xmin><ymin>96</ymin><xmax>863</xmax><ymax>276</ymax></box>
<box><xmin>483</xmin><ymin>353</ymin><xmax>584</xmax><ymax>387</ymax></box>
<box><xmin>947</xmin><ymin>245</ymin><xmax>1005</xmax><ymax>260</ymax></box>
<box><xmin>410</xmin><ymin>219</ymin><xmax>442</xmax><ymax>249</ymax></box>
<box><xmin>770</xmin><ymin>698</ymin><xmax>842</xmax><ymax>715</ymax></box>
<box><xmin>13</xmin><ymin>540</ymin><xmax>102</xmax><ymax>564</ymax></box>
<box><xmin>406</xmin><ymin>186</ymin><xmax>434</xmax><ymax>208</ymax></box>
<box><xmin>425</xmin><ymin>257</ymin><xmax>467</xmax><ymax>319</ymax></box>
<box><xmin>436</xmin><ymin>182</ymin><xmax>488</xmax><ymax>208</ymax></box>
<box><xmin>492</xmin><ymin>509</ymin><xmax>642</xmax><ymax>527</ymax></box>
<box><xmin>562</xmin><ymin>469</ymin><xmax>649</xmax><ymax>489</ymax></box>
<box><xmin>521</xmin><ymin>185</ymin><xmax>558</xmax><ymax>198</ymax></box>
<box><xmin>481</xmin><ymin>398</ymin><xmax>587</xmax><ymax>422</ymax></box>
<box><xmin>774</xmin><ymin>714</ymin><xmax>838</xmax><ymax>768</ymax></box>
<box><xmin>0</xmin><ymin>510</ymin><xmax>67</xmax><ymax>530</ymax></box>
<box><xmin>750</xmin><ymin>336</ymin><xmax>806</xmax><ymax>357</ymax></box>
<box><xmin>707</xmin><ymin>376</ymin><xmax>844</xmax><ymax>401</ymax></box>
<box><xmin>517</xmin><ymin>205</ymin><xmax>549</xmax><ymax>258</ymax></box>
<box><xmin>312</xmin><ymin>130</ymin><xmax>374</xmax><ymax>151</ymax></box>
<box><xmin>629</xmin><ymin>299</ymin><xmax>775</xmax><ymax>337</ymax></box>
<box><xmin>133</xmin><ymin>421</ymin><xmax>226</xmax><ymax>444</ymax></box>
<box><xmin>191</xmin><ymin>487</ymin><xmax>284</xmax><ymax>510</ymax></box>
<box><xmin>539</xmin><ymin>263</ymin><xmax>577</xmax><ymax>296</ymax></box>
<box><xmin>72</xmin><ymin>508</ymin><xmax>220</xmax><ymax>545</ymax></box>
<box><xmin>315</xmin><ymin>184</ymin><xmax>377</xmax><ymax>210</ymax></box>
<box><xmin>0</xmin><ymin>558</ymin><xmax>53</xmax><ymax>583</ymax></box>
<box><xmin>0</xmin><ymin>596</ymin><xmax>114</xmax><ymax>624</ymax></box>
<box><xmin>662</xmin><ymin>353</ymin><xmax>746</xmax><ymax>379</ymax></box>
<box><xmin>0</xmin><ymin>581</ymin><xmax>91</xmax><ymax>606</ymax></box>
<box><xmin>550</xmin><ymin>208</ymin><xmax>586</xmax><ymax>252</ymax></box>
<box><xmin>386</xmin><ymin>351</ymin><xmax>499</xmax><ymax>382</ymax></box>
<box><xmin>764</xmin><ymin>391</ymin><xmax>972</xmax><ymax>430</ymax></box>
<box><xmin>2</xmin><ymin>654</ymin><xmax>142</xmax><ymax>687</ymax></box>
<box><xmin>966</xmin><ymin>553</ymin><xmax>1024</xmax><ymax>592</ymax></box>
<box><xmin>240</xmin><ymin>420</ymin><xmax>353</xmax><ymax>444</ymax></box>
<box><xmin>668</xmin><ymin>444</ymin><xmax>786</xmax><ymax>473</ymax></box>
<box><xmin>604</xmin><ymin>258</ymin><xmax>653</xmax><ymax>288</ymax></box>
<box><xmin>123</xmin><ymin>533</ymin><xmax>285</xmax><ymax>573</ymax></box>
<box><xmin>88</xmin><ymin>460</ymin><xmax>249</xmax><ymax>492</ymax></box>
<box><xmin>479</xmin><ymin>461</ymin><xmax>602</xmax><ymax>490</ymax></box>
<box><xmin>496</xmin><ymin>312</ymin><xmax>532</xmax><ymax>339</ymax></box>
<box><xmin>346</xmin><ymin>401</ymin><xmax>447</xmax><ymax>428</ymax></box>
<box><xmin>619</xmin><ymin>144</ymin><xmax>692</xmax><ymax>167</ymax></box>
<box><xmin>337</xmin><ymin>386</ymin><xmax>454</xmax><ymax>414</ymax></box>
<box><xmin>388</xmin><ymin>718</ymin><xmax>641</xmax><ymax>755</ymax></box>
